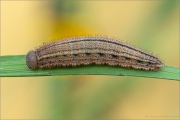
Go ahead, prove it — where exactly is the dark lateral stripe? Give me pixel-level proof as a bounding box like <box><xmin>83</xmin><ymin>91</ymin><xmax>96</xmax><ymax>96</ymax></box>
<box><xmin>39</xmin><ymin>48</ymin><xmax>156</xmax><ymax>63</ymax></box>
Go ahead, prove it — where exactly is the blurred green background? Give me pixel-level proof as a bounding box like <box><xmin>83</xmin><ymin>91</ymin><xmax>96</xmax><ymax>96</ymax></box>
<box><xmin>1</xmin><ymin>0</ymin><xmax>179</xmax><ymax>119</ymax></box>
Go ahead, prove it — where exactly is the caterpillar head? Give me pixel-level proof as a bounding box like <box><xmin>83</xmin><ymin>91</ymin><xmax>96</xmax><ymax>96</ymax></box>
<box><xmin>26</xmin><ymin>50</ymin><xmax>38</xmax><ymax>70</ymax></box>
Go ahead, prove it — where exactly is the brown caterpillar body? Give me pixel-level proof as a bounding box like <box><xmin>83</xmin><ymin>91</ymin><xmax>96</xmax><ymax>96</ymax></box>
<box><xmin>26</xmin><ymin>36</ymin><xmax>164</xmax><ymax>71</ymax></box>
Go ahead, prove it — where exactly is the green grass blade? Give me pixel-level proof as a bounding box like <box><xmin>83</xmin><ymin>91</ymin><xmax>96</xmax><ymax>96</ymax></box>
<box><xmin>0</xmin><ymin>55</ymin><xmax>179</xmax><ymax>81</ymax></box>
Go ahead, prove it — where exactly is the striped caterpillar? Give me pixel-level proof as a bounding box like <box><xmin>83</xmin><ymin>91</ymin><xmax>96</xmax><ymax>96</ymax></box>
<box><xmin>26</xmin><ymin>36</ymin><xmax>164</xmax><ymax>71</ymax></box>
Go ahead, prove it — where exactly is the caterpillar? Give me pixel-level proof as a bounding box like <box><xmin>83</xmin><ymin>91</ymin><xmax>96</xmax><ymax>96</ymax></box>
<box><xmin>26</xmin><ymin>36</ymin><xmax>164</xmax><ymax>71</ymax></box>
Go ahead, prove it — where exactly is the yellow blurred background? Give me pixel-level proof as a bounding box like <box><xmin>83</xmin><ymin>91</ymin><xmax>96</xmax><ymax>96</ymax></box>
<box><xmin>1</xmin><ymin>0</ymin><xmax>179</xmax><ymax>119</ymax></box>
